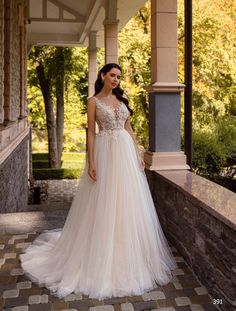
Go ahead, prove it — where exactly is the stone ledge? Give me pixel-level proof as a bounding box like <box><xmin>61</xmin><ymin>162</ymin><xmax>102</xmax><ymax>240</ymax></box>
<box><xmin>156</xmin><ymin>170</ymin><xmax>236</xmax><ymax>231</ymax></box>
<box><xmin>0</xmin><ymin>119</ymin><xmax>29</xmax><ymax>165</ymax></box>
<box><xmin>146</xmin><ymin>170</ymin><xmax>236</xmax><ymax>311</ymax></box>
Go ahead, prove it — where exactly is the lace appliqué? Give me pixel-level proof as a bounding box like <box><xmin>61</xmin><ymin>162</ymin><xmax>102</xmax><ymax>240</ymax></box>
<box><xmin>94</xmin><ymin>97</ymin><xmax>129</xmax><ymax>137</ymax></box>
<box><xmin>97</xmin><ymin>128</ymin><xmax>123</xmax><ymax>138</ymax></box>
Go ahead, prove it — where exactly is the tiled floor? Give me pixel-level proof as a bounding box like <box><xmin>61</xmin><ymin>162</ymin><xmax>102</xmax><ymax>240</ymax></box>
<box><xmin>0</xmin><ymin>180</ymin><xmax>219</xmax><ymax>311</ymax></box>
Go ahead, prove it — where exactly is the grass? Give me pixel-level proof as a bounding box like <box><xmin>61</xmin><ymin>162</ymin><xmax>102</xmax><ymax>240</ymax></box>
<box><xmin>32</xmin><ymin>152</ymin><xmax>86</xmax><ymax>180</ymax></box>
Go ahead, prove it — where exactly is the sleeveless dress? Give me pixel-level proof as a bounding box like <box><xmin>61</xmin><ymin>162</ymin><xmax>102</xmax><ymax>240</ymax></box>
<box><xmin>20</xmin><ymin>97</ymin><xmax>177</xmax><ymax>300</ymax></box>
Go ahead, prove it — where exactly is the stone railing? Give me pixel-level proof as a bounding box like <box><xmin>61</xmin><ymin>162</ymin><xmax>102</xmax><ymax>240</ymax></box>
<box><xmin>146</xmin><ymin>170</ymin><xmax>236</xmax><ymax>311</ymax></box>
<box><xmin>0</xmin><ymin>119</ymin><xmax>29</xmax><ymax>212</ymax></box>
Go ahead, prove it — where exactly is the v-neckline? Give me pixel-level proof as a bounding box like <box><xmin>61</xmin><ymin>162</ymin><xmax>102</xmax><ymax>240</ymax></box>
<box><xmin>94</xmin><ymin>96</ymin><xmax>122</xmax><ymax>111</ymax></box>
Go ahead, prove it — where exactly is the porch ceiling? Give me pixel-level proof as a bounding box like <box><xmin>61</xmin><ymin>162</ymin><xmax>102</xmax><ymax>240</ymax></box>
<box><xmin>28</xmin><ymin>0</ymin><xmax>147</xmax><ymax>47</ymax></box>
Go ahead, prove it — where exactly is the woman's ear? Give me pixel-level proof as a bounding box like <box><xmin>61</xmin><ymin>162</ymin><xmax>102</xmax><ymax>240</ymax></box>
<box><xmin>101</xmin><ymin>73</ymin><xmax>105</xmax><ymax>81</ymax></box>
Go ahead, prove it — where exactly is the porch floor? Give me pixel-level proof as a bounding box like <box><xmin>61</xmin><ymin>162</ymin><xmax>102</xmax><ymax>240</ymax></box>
<box><xmin>0</xmin><ymin>180</ymin><xmax>218</xmax><ymax>311</ymax></box>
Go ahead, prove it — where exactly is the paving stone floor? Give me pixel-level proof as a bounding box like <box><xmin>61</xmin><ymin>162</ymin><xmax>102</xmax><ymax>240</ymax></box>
<box><xmin>28</xmin><ymin>180</ymin><xmax>80</xmax><ymax>211</ymax></box>
<box><xmin>0</xmin><ymin>180</ymin><xmax>219</xmax><ymax>311</ymax></box>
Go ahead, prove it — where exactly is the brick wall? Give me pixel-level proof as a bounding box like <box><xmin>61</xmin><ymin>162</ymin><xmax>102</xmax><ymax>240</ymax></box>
<box><xmin>146</xmin><ymin>170</ymin><xmax>236</xmax><ymax>311</ymax></box>
<box><xmin>0</xmin><ymin>135</ymin><xmax>28</xmax><ymax>212</ymax></box>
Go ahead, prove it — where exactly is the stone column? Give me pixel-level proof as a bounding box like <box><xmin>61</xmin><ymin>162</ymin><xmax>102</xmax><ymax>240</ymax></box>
<box><xmin>104</xmin><ymin>20</ymin><xmax>118</xmax><ymax>64</ymax></box>
<box><xmin>144</xmin><ymin>0</ymin><xmax>189</xmax><ymax>170</ymax></box>
<box><xmin>104</xmin><ymin>0</ymin><xmax>118</xmax><ymax>64</ymax></box>
<box><xmin>0</xmin><ymin>0</ymin><xmax>4</xmax><ymax>124</ymax></box>
<box><xmin>3</xmin><ymin>0</ymin><xmax>12</xmax><ymax>123</ymax></box>
<box><xmin>88</xmin><ymin>31</ymin><xmax>97</xmax><ymax>97</ymax></box>
<box><xmin>18</xmin><ymin>3</ymin><xmax>25</xmax><ymax>119</ymax></box>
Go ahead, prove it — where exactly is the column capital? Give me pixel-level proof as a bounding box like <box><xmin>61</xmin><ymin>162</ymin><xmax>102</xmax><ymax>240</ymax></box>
<box><xmin>146</xmin><ymin>82</ymin><xmax>185</xmax><ymax>93</ymax></box>
<box><xmin>88</xmin><ymin>31</ymin><xmax>97</xmax><ymax>51</ymax></box>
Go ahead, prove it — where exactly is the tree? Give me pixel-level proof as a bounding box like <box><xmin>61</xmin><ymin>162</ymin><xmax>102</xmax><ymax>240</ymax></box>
<box><xmin>28</xmin><ymin>46</ymin><xmax>74</xmax><ymax>167</ymax></box>
<box><xmin>177</xmin><ymin>0</ymin><xmax>236</xmax><ymax>178</ymax></box>
<box><xmin>36</xmin><ymin>62</ymin><xmax>58</xmax><ymax>167</ymax></box>
<box><xmin>28</xmin><ymin>0</ymin><xmax>236</xmax><ymax>184</ymax></box>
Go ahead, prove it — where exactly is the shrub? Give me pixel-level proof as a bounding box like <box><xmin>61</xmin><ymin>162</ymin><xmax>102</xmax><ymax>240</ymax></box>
<box><xmin>32</xmin><ymin>153</ymin><xmax>49</xmax><ymax>161</ymax></box>
<box><xmin>32</xmin><ymin>152</ymin><xmax>86</xmax><ymax>179</ymax></box>
<box><xmin>33</xmin><ymin>160</ymin><xmax>49</xmax><ymax>169</ymax></box>
<box><xmin>192</xmin><ymin>130</ymin><xmax>226</xmax><ymax>175</ymax></box>
<box><xmin>33</xmin><ymin>168</ymin><xmax>83</xmax><ymax>180</ymax></box>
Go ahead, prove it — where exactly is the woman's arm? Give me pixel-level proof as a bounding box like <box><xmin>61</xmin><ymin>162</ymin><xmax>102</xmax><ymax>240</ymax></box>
<box><xmin>87</xmin><ymin>97</ymin><xmax>97</xmax><ymax>181</ymax></box>
<box><xmin>124</xmin><ymin>117</ymin><xmax>145</xmax><ymax>170</ymax></box>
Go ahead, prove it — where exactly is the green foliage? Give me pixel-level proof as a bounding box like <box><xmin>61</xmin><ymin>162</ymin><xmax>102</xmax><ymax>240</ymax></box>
<box><xmin>33</xmin><ymin>160</ymin><xmax>50</xmax><ymax>169</ymax></box>
<box><xmin>28</xmin><ymin>87</ymin><xmax>46</xmax><ymax>129</ymax></box>
<box><xmin>28</xmin><ymin>47</ymin><xmax>88</xmax><ymax>153</ymax></box>
<box><xmin>192</xmin><ymin>130</ymin><xmax>226</xmax><ymax>175</ymax></box>
<box><xmin>61</xmin><ymin>153</ymin><xmax>86</xmax><ymax>161</ymax></box>
<box><xmin>28</xmin><ymin>0</ymin><xmax>236</xmax><ymax>180</ymax></box>
<box><xmin>216</xmin><ymin>116</ymin><xmax>236</xmax><ymax>166</ymax></box>
<box><xmin>33</xmin><ymin>168</ymin><xmax>83</xmax><ymax>180</ymax></box>
<box><xmin>32</xmin><ymin>153</ymin><xmax>49</xmax><ymax>160</ymax></box>
<box><xmin>178</xmin><ymin>0</ymin><xmax>236</xmax><ymax>177</ymax></box>
<box><xmin>71</xmin><ymin>48</ymin><xmax>88</xmax><ymax>113</ymax></box>
<box><xmin>32</xmin><ymin>152</ymin><xmax>86</xmax><ymax>180</ymax></box>
<box><xmin>118</xmin><ymin>2</ymin><xmax>151</xmax><ymax>148</ymax></box>
<box><xmin>32</xmin><ymin>152</ymin><xmax>86</xmax><ymax>166</ymax></box>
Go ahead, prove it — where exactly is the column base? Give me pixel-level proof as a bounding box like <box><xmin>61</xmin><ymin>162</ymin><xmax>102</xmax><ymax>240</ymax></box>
<box><xmin>144</xmin><ymin>151</ymin><xmax>190</xmax><ymax>171</ymax></box>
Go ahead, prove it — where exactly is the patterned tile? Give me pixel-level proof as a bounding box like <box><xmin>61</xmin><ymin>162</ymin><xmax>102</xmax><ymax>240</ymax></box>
<box><xmin>121</xmin><ymin>302</ymin><xmax>134</xmax><ymax>311</ymax></box>
<box><xmin>194</xmin><ymin>287</ymin><xmax>208</xmax><ymax>296</ymax></box>
<box><xmin>89</xmin><ymin>306</ymin><xmax>114</xmax><ymax>311</ymax></box>
<box><xmin>175</xmin><ymin>296</ymin><xmax>191</xmax><ymax>306</ymax></box>
<box><xmin>0</xmin><ymin>180</ymin><xmax>219</xmax><ymax>311</ymax></box>
<box><xmin>142</xmin><ymin>290</ymin><xmax>165</xmax><ymax>301</ymax></box>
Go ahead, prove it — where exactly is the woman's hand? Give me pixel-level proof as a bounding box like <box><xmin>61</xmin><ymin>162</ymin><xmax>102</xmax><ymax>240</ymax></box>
<box><xmin>139</xmin><ymin>156</ymin><xmax>145</xmax><ymax>171</ymax></box>
<box><xmin>88</xmin><ymin>163</ymin><xmax>97</xmax><ymax>182</ymax></box>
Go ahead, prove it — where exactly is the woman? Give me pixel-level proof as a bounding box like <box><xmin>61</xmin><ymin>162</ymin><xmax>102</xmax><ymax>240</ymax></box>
<box><xmin>20</xmin><ymin>63</ymin><xmax>176</xmax><ymax>300</ymax></box>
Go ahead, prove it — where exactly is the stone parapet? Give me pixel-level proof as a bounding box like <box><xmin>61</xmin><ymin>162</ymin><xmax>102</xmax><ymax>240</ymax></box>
<box><xmin>0</xmin><ymin>134</ymin><xmax>29</xmax><ymax>213</ymax></box>
<box><xmin>146</xmin><ymin>170</ymin><xmax>236</xmax><ymax>311</ymax></box>
<box><xmin>0</xmin><ymin>117</ymin><xmax>28</xmax><ymax>155</ymax></box>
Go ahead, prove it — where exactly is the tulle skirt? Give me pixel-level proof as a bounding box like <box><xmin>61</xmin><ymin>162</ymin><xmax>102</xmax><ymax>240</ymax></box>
<box><xmin>20</xmin><ymin>128</ymin><xmax>176</xmax><ymax>299</ymax></box>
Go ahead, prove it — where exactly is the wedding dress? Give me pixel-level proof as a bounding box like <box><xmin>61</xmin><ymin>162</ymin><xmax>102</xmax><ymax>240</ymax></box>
<box><xmin>20</xmin><ymin>97</ymin><xmax>177</xmax><ymax>299</ymax></box>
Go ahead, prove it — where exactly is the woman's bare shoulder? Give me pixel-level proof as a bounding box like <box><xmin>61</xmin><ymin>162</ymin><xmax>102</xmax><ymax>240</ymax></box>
<box><xmin>87</xmin><ymin>96</ymin><xmax>96</xmax><ymax>105</ymax></box>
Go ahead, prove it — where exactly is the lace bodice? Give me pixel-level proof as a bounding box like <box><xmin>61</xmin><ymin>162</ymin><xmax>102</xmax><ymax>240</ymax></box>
<box><xmin>94</xmin><ymin>97</ymin><xmax>129</xmax><ymax>135</ymax></box>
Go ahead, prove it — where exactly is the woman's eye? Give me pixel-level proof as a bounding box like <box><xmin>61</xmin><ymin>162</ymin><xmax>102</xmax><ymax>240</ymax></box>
<box><xmin>110</xmin><ymin>73</ymin><xmax>121</xmax><ymax>79</ymax></box>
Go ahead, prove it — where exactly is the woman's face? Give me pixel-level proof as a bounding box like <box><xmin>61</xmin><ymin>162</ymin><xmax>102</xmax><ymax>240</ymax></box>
<box><xmin>102</xmin><ymin>67</ymin><xmax>121</xmax><ymax>90</ymax></box>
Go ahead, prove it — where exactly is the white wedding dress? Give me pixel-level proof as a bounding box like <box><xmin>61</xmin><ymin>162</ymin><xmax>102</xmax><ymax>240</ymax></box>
<box><xmin>20</xmin><ymin>97</ymin><xmax>177</xmax><ymax>300</ymax></box>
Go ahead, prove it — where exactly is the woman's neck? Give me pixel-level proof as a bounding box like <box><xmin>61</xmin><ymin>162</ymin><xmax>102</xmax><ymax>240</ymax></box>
<box><xmin>99</xmin><ymin>86</ymin><xmax>114</xmax><ymax>97</ymax></box>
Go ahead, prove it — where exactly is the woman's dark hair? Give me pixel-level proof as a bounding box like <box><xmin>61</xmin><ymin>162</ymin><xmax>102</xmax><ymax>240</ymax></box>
<box><xmin>94</xmin><ymin>63</ymin><xmax>133</xmax><ymax>115</ymax></box>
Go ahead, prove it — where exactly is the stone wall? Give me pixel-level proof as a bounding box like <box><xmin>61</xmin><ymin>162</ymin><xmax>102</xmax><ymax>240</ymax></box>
<box><xmin>0</xmin><ymin>0</ymin><xmax>29</xmax><ymax>213</ymax></box>
<box><xmin>0</xmin><ymin>135</ymin><xmax>29</xmax><ymax>212</ymax></box>
<box><xmin>146</xmin><ymin>170</ymin><xmax>236</xmax><ymax>311</ymax></box>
